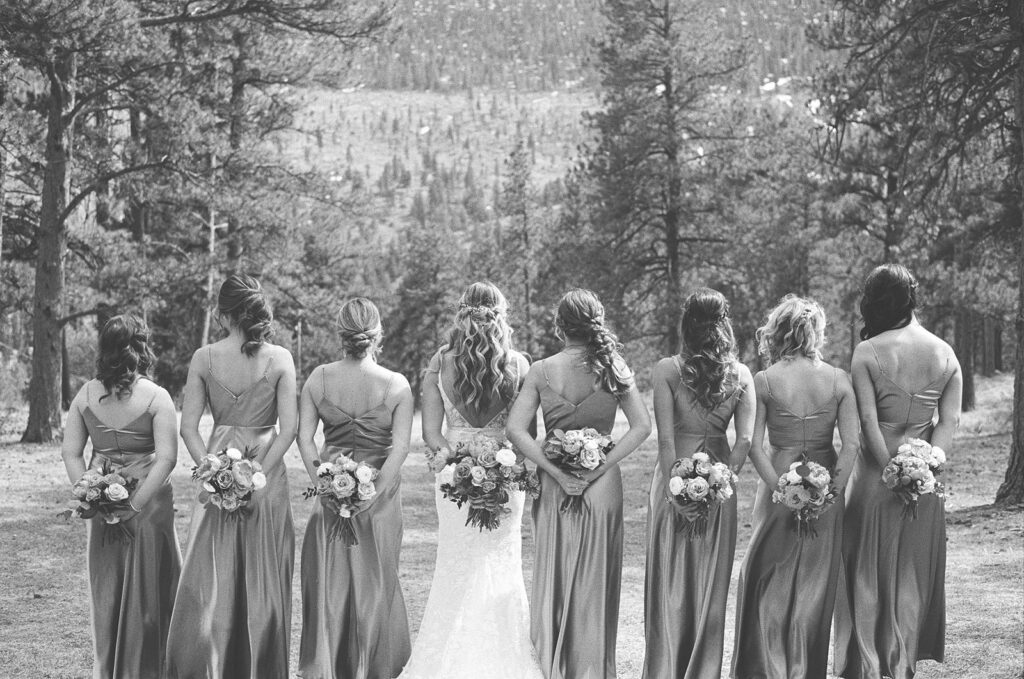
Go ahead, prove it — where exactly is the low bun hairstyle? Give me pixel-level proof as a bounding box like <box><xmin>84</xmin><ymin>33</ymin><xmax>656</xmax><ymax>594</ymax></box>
<box><xmin>556</xmin><ymin>288</ymin><xmax>633</xmax><ymax>396</ymax></box>
<box><xmin>678</xmin><ymin>288</ymin><xmax>740</xmax><ymax>410</ymax></box>
<box><xmin>96</xmin><ymin>314</ymin><xmax>155</xmax><ymax>401</ymax></box>
<box><xmin>218</xmin><ymin>274</ymin><xmax>273</xmax><ymax>357</ymax></box>
<box><xmin>860</xmin><ymin>263</ymin><xmax>918</xmax><ymax>340</ymax></box>
<box><xmin>446</xmin><ymin>281</ymin><xmax>517</xmax><ymax>411</ymax></box>
<box><xmin>756</xmin><ymin>294</ymin><xmax>827</xmax><ymax>365</ymax></box>
<box><xmin>338</xmin><ymin>298</ymin><xmax>382</xmax><ymax>358</ymax></box>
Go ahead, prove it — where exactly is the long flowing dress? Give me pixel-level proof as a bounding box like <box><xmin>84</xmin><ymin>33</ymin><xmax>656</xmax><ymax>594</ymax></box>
<box><xmin>398</xmin><ymin>352</ymin><xmax>542</xmax><ymax>679</ymax></box>
<box><xmin>299</xmin><ymin>373</ymin><xmax>411</xmax><ymax>679</ymax></box>
<box><xmin>81</xmin><ymin>390</ymin><xmax>181</xmax><ymax>679</ymax></box>
<box><xmin>833</xmin><ymin>345</ymin><xmax>952</xmax><ymax>679</ymax></box>
<box><xmin>165</xmin><ymin>350</ymin><xmax>295</xmax><ymax>679</ymax></box>
<box><xmin>733</xmin><ymin>369</ymin><xmax>844</xmax><ymax>679</ymax></box>
<box><xmin>532</xmin><ymin>359</ymin><xmax>624</xmax><ymax>679</ymax></box>
<box><xmin>642</xmin><ymin>356</ymin><xmax>742</xmax><ymax>679</ymax></box>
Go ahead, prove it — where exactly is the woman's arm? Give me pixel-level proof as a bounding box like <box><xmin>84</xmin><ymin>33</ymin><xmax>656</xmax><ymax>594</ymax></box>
<box><xmin>377</xmin><ymin>376</ymin><xmax>415</xmax><ymax>492</ymax></box>
<box><xmin>180</xmin><ymin>350</ymin><xmax>211</xmax><ymax>464</ymax></box>
<box><xmin>833</xmin><ymin>370</ymin><xmax>861</xmax><ymax>492</ymax></box>
<box><xmin>746</xmin><ymin>372</ymin><xmax>777</xmax><ymax>486</ymax></box>
<box><xmin>506</xmin><ymin>363</ymin><xmax>587</xmax><ymax>496</ymax></box>
<box><xmin>260</xmin><ymin>348</ymin><xmax>298</xmax><ymax>469</ymax></box>
<box><xmin>851</xmin><ymin>343</ymin><xmax>890</xmax><ymax>468</ymax></box>
<box><xmin>128</xmin><ymin>388</ymin><xmax>178</xmax><ymax>510</ymax></box>
<box><xmin>729</xmin><ymin>364</ymin><xmax>757</xmax><ymax>471</ymax></box>
<box><xmin>652</xmin><ymin>358</ymin><xmax>677</xmax><ymax>484</ymax></box>
<box><xmin>579</xmin><ymin>380</ymin><xmax>652</xmax><ymax>483</ymax></box>
<box><xmin>61</xmin><ymin>387</ymin><xmax>90</xmax><ymax>484</ymax></box>
<box><xmin>296</xmin><ymin>367</ymin><xmax>323</xmax><ymax>483</ymax></box>
<box><xmin>930</xmin><ymin>353</ymin><xmax>963</xmax><ymax>453</ymax></box>
<box><xmin>420</xmin><ymin>351</ymin><xmax>450</xmax><ymax>454</ymax></box>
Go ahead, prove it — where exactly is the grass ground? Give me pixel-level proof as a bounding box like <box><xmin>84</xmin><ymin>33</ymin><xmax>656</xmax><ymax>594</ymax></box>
<box><xmin>0</xmin><ymin>373</ymin><xmax>1021</xmax><ymax>678</ymax></box>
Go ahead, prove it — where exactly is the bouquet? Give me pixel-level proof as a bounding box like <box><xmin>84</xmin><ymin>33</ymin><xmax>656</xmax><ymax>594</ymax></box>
<box><xmin>192</xmin><ymin>447</ymin><xmax>267</xmax><ymax>514</ymax></box>
<box><xmin>666</xmin><ymin>451</ymin><xmax>737</xmax><ymax>539</ymax></box>
<box><xmin>772</xmin><ymin>458</ymin><xmax>838</xmax><ymax>539</ymax></box>
<box><xmin>882</xmin><ymin>438</ymin><xmax>946</xmax><ymax>519</ymax></box>
<box><xmin>542</xmin><ymin>428</ymin><xmax>615</xmax><ymax>514</ymax></box>
<box><xmin>436</xmin><ymin>435</ymin><xmax>540</xmax><ymax>531</ymax></box>
<box><xmin>303</xmin><ymin>453</ymin><xmax>380</xmax><ymax>545</ymax></box>
<box><xmin>59</xmin><ymin>462</ymin><xmax>140</xmax><ymax>544</ymax></box>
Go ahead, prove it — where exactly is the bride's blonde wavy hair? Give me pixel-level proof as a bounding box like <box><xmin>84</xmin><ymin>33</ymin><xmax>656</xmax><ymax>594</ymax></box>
<box><xmin>445</xmin><ymin>282</ymin><xmax>517</xmax><ymax>411</ymax></box>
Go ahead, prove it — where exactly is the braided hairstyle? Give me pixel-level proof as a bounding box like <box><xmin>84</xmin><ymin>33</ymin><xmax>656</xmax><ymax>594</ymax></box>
<box><xmin>338</xmin><ymin>297</ymin><xmax>382</xmax><ymax>358</ymax></box>
<box><xmin>860</xmin><ymin>263</ymin><xmax>918</xmax><ymax>340</ymax></box>
<box><xmin>678</xmin><ymin>288</ymin><xmax>740</xmax><ymax>410</ymax></box>
<box><xmin>556</xmin><ymin>289</ymin><xmax>632</xmax><ymax>396</ymax></box>
<box><xmin>218</xmin><ymin>274</ymin><xmax>273</xmax><ymax>356</ymax></box>
<box><xmin>756</xmin><ymin>294</ymin><xmax>827</xmax><ymax>365</ymax></box>
<box><xmin>96</xmin><ymin>314</ymin><xmax>155</xmax><ymax>402</ymax></box>
<box><xmin>446</xmin><ymin>282</ymin><xmax>517</xmax><ymax>411</ymax></box>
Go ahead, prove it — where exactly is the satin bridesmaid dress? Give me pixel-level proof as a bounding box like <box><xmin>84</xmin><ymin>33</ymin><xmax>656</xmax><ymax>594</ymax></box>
<box><xmin>81</xmin><ymin>388</ymin><xmax>181</xmax><ymax>679</ymax></box>
<box><xmin>299</xmin><ymin>372</ymin><xmax>410</xmax><ymax>679</ymax></box>
<box><xmin>165</xmin><ymin>349</ymin><xmax>295</xmax><ymax>679</ymax></box>
<box><xmin>834</xmin><ymin>346</ymin><xmax>952</xmax><ymax>679</ymax></box>
<box><xmin>642</xmin><ymin>357</ymin><xmax>742</xmax><ymax>679</ymax></box>
<box><xmin>733</xmin><ymin>369</ymin><xmax>844</xmax><ymax>679</ymax></box>
<box><xmin>531</xmin><ymin>359</ymin><xmax>624</xmax><ymax>679</ymax></box>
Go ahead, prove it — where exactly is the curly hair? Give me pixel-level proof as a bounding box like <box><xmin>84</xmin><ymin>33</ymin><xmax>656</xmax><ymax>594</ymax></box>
<box><xmin>96</xmin><ymin>314</ymin><xmax>155</xmax><ymax>402</ymax></box>
<box><xmin>860</xmin><ymin>263</ymin><xmax>918</xmax><ymax>340</ymax></box>
<box><xmin>445</xmin><ymin>282</ymin><xmax>517</xmax><ymax>411</ymax></box>
<box><xmin>218</xmin><ymin>274</ymin><xmax>273</xmax><ymax>357</ymax></box>
<box><xmin>756</xmin><ymin>294</ymin><xmax>827</xmax><ymax>365</ymax></box>
<box><xmin>338</xmin><ymin>297</ymin><xmax>383</xmax><ymax>358</ymax></box>
<box><xmin>556</xmin><ymin>288</ymin><xmax>632</xmax><ymax>396</ymax></box>
<box><xmin>678</xmin><ymin>288</ymin><xmax>740</xmax><ymax>410</ymax></box>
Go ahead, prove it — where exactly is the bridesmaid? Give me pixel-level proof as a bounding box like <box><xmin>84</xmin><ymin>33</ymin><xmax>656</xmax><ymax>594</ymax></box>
<box><xmin>507</xmin><ymin>288</ymin><xmax>652</xmax><ymax>679</ymax></box>
<box><xmin>732</xmin><ymin>295</ymin><xmax>858</xmax><ymax>679</ymax></box>
<box><xmin>61</xmin><ymin>314</ymin><xmax>181</xmax><ymax>679</ymax></box>
<box><xmin>642</xmin><ymin>289</ymin><xmax>755</xmax><ymax>679</ymax></box>
<box><xmin>834</xmin><ymin>264</ymin><xmax>962</xmax><ymax>679</ymax></box>
<box><xmin>297</xmin><ymin>298</ymin><xmax>413</xmax><ymax>679</ymax></box>
<box><xmin>165</xmin><ymin>274</ymin><xmax>298</xmax><ymax>679</ymax></box>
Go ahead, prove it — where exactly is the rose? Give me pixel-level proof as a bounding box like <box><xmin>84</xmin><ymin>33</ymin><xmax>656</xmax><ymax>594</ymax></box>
<box><xmin>332</xmin><ymin>454</ymin><xmax>358</xmax><ymax>472</ymax></box>
<box><xmin>438</xmin><ymin>464</ymin><xmax>456</xmax><ymax>486</ymax></box>
<box><xmin>215</xmin><ymin>469</ymin><xmax>235</xmax><ymax>489</ymax></box>
<box><xmin>668</xmin><ymin>476</ymin><xmax>686</xmax><ymax>496</ymax></box>
<box><xmin>579</xmin><ymin>447</ymin><xmax>603</xmax><ymax>470</ymax></box>
<box><xmin>221</xmin><ymin>495</ymin><xmax>240</xmax><ymax>511</ymax></box>
<box><xmin>81</xmin><ymin>469</ymin><xmax>103</xmax><ymax>483</ymax></box>
<box><xmin>495</xmin><ymin>447</ymin><xmax>517</xmax><ymax>467</ymax></box>
<box><xmin>783</xmin><ymin>469</ymin><xmax>802</xmax><ymax>486</ymax></box>
<box><xmin>672</xmin><ymin>457</ymin><xmax>694</xmax><ymax>477</ymax></box>
<box><xmin>716</xmin><ymin>485</ymin><xmax>734</xmax><ymax>501</ymax></box>
<box><xmin>357</xmin><ymin>482</ymin><xmax>377</xmax><ymax>500</ymax></box>
<box><xmin>338</xmin><ymin>506</ymin><xmax>353</xmax><ymax>518</ymax></box>
<box><xmin>930</xmin><ymin>446</ymin><xmax>947</xmax><ymax>467</ymax></box>
<box><xmin>102</xmin><ymin>473</ymin><xmax>127</xmax><ymax>486</ymax></box>
<box><xmin>481</xmin><ymin>480</ymin><xmax>497</xmax><ymax>493</ymax></box>
<box><xmin>782</xmin><ymin>485</ymin><xmax>804</xmax><ymax>509</ymax></box>
<box><xmin>692</xmin><ymin>451</ymin><xmax>711</xmax><ymax>464</ymax></box>
<box><xmin>807</xmin><ymin>487</ymin><xmax>826</xmax><ymax>506</ymax></box>
<box><xmin>453</xmin><ymin>461</ymin><xmax>474</xmax><ymax>482</ymax></box>
<box><xmin>232</xmin><ymin>460</ymin><xmax>255</xmax><ymax>489</ymax></box>
<box><xmin>355</xmin><ymin>465</ymin><xmax>376</xmax><ymax>484</ymax></box>
<box><xmin>317</xmin><ymin>462</ymin><xmax>336</xmax><ymax>478</ymax></box>
<box><xmin>794</xmin><ymin>486</ymin><xmax>813</xmax><ymax>504</ymax></box>
<box><xmin>686</xmin><ymin>476</ymin><xmax>710</xmax><ymax>501</ymax></box>
<box><xmin>476</xmin><ymin>449</ymin><xmax>500</xmax><ymax>468</ymax></box>
<box><xmin>807</xmin><ymin>468</ymin><xmax>831</xmax><ymax>490</ymax></box>
<box><xmin>331</xmin><ymin>474</ymin><xmax>357</xmax><ymax>498</ymax></box>
<box><xmin>225</xmin><ymin>448</ymin><xmax>243</xmax><ymax>460</ymax></box>
<box><xmin>72</xmin><ymin>480</ymin><xmax>90</xmax><ymax>500</ymax></box>
<box><xmin>581</xmin><ymin>428</ymin><xmax>600</xmax><ymax>438</ymax></box>
<box><xmin>694</xmin><ymin>460</ymin><xmax>713</xmax><ymax>476</ymax></box>
<box><xmin>104</xmin><ymin>483</ymin><xmax>129</xmax><ymax>501</ymax></box>
<box><xmin>908</xmin><ymin>468</ymin><xmax>927</xmax><ymax>482</ymax></box>
<box><xmin>86</xmin><ymin>487</ymin><xmax>102</xmax><ymax>501</ymax></box>
<box><xmin>470</xmin><ymin>466</ymin><xmax>488</xmax><ymax>486</ymax></box>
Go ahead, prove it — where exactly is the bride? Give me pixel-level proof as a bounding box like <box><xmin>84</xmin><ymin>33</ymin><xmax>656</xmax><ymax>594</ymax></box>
<box><xmin>398</xmin><ymin>281</ymin><xmax>544</xmax><ymax>679</ymax></box>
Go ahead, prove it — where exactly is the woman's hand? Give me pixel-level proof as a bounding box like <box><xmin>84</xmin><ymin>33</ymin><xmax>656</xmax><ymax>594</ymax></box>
<box><xmin>554</xmin><ymin>470</ymin><xmax>589</xmax><ymax>496</ymax></box>
<box><xmin>670</xmin><ymin>499</ymin><xmax>703</xmax><ymax>522</ymax></box>
<box><xmin>576</xmin><ymin>467</ymin><xmax>606</xmax><ymax>485</ymax></box>
<box><xmin>108</xmin><ymin>507</ymin><xmax>139</xmax><ymax>524</ymax></box>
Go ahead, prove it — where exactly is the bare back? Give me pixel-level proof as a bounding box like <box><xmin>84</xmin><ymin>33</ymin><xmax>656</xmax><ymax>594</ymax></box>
<box><xmin>862</xmin><ymin>324</ymin><xmax>954</xmax><ymax>394</ymax></box>
<box><xmin>318</xmin><ymin>360</ymin><xmax>402</xmax><ymax>417</ymax></box>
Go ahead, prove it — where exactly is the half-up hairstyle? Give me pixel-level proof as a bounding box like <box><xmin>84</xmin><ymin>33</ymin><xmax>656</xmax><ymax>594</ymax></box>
<box><xmin>96</xmin><ymin>313</ymin><xmax>155</xmax><ymax>402</ymax></box>
<box><xmin>445</xmin><ymin>281</ymin><xmax>517</xmax><ymax>411</ymax></box>
<box><xmin>218</xmin><ymin>274</ymin><xmax>273</xmax><ymax>356</ymax></box>
<box><xmin>678</xmin><ymin>288</ymin><xmax>741</xmax><ymax>410</ymax></box>
<box><xmin>338</xmin><ymin>297</ymin><xmax>382</xmax><ymax>358</ymax></box>
<box><xmin>756</xmin><ymin>294</ymin><xmax>827</xmax><ymax>365</ymax></box>
<box><xmin>556</xmin><ymin>288</ymin><xmax>633</xmax><ymax>396</ymax></box>
<box><xmin>860</xmin><ymin>263</ymin><xmax>918</xmax><ymax>340</ymax></box>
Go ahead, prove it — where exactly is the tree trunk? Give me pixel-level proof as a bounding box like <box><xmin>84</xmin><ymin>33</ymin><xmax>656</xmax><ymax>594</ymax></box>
<box><xmin>61</xmin><ymin>328</ymin><xmax>72</xmax><ymax>409</ymax></box>
<box><xmin>997</xmin><ymin>4</ymin><xmax>1024</xmax><ymax>505</ymax></box>
<box><xmin>225</xmin><ymin>29</ymin><xmax>249</xmax><ymax>265</ymax></box>
<box><xmin>955</xmin><ymin>307</ymin><xmax>976</xmax><ymax>411</ymax></box>
<box><xmin>23</xmin><ymin>53</ymin><xmax>76</xmax><ymax>443</ymax></box>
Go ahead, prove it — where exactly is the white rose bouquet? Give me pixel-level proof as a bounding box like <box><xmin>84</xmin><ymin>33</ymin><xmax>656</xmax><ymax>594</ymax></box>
<box><xmin>60</xmin><ymin>462</ymin><xmax>141</xmax><ymax>544</ymax></box>
<box><xmin>437</xmin><ymin>434</ymin><xmax>539</xmax><ymax>531</ymax></box>
<box><xmin>303</xmin><ymin>452</ymin><xmax>381</xmax><ymax>545</ymax></box>
<box><xmin>882</xmin><ymin>438</ymin><xmax>945</xmax><ymax>519</ymax></box>
<box><xmin>771</xmin><ymin>458</ymin><xmax>838</xmax><ymax>539</ymax></box>
<box><xmin>192</xmin><ymin>447</ymin><xmax>268</xmax><ymax>515</ymax></box>
<box><xmin>666</xmin><ymin>451</ymin><xmax>737</xmax><ymax>539</ymax></box>
<box><xmin>542</xmin><ymin>428</ymin><xmax>615</xmax><ymax>514</ymax></box>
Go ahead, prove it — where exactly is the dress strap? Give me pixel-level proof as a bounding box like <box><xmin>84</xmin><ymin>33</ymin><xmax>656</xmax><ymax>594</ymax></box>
<box><xmin>144</xmin><ymin>388</ymin><xmax>158</xmax><ymax>412</ymax></box>
<box><xmin>832</xmin><ymin>367</ymin><xmax>840</xmax><ymax>400</ymax></box>
<box><xmin>540</xmin><ymin>358</ymin><xmax>552</xmax><ymax>386</ymax></box>
<box><xmin>382</xmin><ymin>372</ymin><xmax>396</xmax><ymax>402</ymax></box>
<box><xmin>762</xmin><ymin>371</ymin><xmax>774</xmax><ymax>398</ymax></box>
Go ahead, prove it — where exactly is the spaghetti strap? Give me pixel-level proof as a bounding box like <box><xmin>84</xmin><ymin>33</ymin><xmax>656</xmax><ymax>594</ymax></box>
<box><xmin>762</xmin><ymin>371</ymin><xmax>773</xmax><ymax>397</ymax></box>
<box><xmin>145</xmin><ymin>389</ymin><xmax>158</xmax><ymax>411</ymax></box>
<box><xmin>540</xmin><ymin>358</ymin><xmax>551</xmax><ymax>386</ymax></box>
<box><xmin>832</xmin><ymin>367</ymin><xmax>840</xmax><ymax>399</ymax></box>
<box><xmin>382</xmin><ymin>373</ymin><xmax>396</xmax><ymax>402</ymax></box>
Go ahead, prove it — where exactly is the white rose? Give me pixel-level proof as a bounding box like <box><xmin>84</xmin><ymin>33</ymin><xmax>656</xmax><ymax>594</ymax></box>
<box><xmin>667</xmin><ymin>476</ymin><xmax>685</xmax><ymax>496</ymax></box>
<box><xmin>357</xmin><ymin>482</ymin><xmax>377</xmax><ymax>500</ymax></box>
<box><xmin>342</xmin><ymin>458</ymin><xmax>359</xmax><ymax>472</ymax></box>
<box><xmin>692</xmin><ymin>451</ymin><xmax>710</xmax><ymax>464</ymax></box>
<box><xmin>225</xmin><ymin>448</ymin><xmax>243</xmax><ymax>460</ymax></box>
<box><xmin>438</xmin><ymin>464</ymin><xmax>456</xmax><ymax>485</ymax></box>
<box><xmin>495</xmin><ymin>448</ymin><xmax>517</xmax><ymax>467</ymax></box>
<box><xmin>205</xmin><ymin>454</ymin><xmax>223</xmax><ymax>471</ymax></box>
<box><xmin>355</xmin><ymin>465</ymin><xmax>375</xmax><ymax>484</ymax></box>
<box><xmin>251</xmin><ymin>472</ymin><xmax>267</xmax><ymax>490</ymax></box>
<box><xmin>930</xmin><ymin>446</ymin><xmax>946</xmax><ymax>467</ymax></box>
<box><xmin>694</xmin><ymin>460</ymin><xmax>713</xmax><ymax>476</ymax></box>
<box><xmin>686</xmin><ymin>477</ymin><xmax>710</xmax><ymax>501</ymax></box>
<box><xmin>339</xmin><ymin>506</ymin><xmax>353</xmax><ymax>518</ymax></box>
<box><xmin>104</xmin><ymin>483</ymin><xmax>129</xmax><ymax>502</ymax></box>
<box><xmin>783</xmin><ymin>470</ymin><xmax>802</xmax><ymax>486</ymax></box>
<box><xmin>579</xmin><ymin>447</ymin><xmax>603</xmax><ymax>470</ymax></box>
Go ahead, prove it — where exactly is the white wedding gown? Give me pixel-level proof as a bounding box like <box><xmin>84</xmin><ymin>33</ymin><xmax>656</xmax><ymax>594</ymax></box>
<box><xmin>397</xmin><ymin>380</ymin><xmax>544</xmax><ymax>679</ymax></box>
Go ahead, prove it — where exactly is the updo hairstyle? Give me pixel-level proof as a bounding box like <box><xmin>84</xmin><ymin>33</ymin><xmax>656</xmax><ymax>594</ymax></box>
<box><xmin>678</xmin><ymin>288</ymin><xmax>740</xmax><ymax>410</ymax></box>
<box><xmin>556</xmin><ymin>288</ymin><xmax>632</xmax><ymax>396</ymax></box>
<box><xmin>338</xmin><ymin>297</ymin><xmax>383</xmax><ymax>358</ymax></box>
<box><xmin>218</xmin><ymin>274</ymin><xmax>273</xmax><ymax>356</ymax></box>
<box><xmin>860</xmin><ymin>263</ymin><xmax>918</xmax><ymax>340</ymax></box>
<box><xmin>96</xmin><ymin>313</ymin><xmax>155</xmax><ymax>401</ymax></box>
<box><xmin>756</xmin><ymin>294</ymin><xmax>827</xmax><ymax>365</ymax></box>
